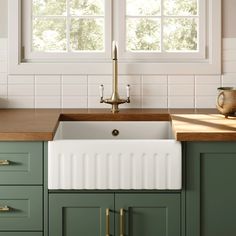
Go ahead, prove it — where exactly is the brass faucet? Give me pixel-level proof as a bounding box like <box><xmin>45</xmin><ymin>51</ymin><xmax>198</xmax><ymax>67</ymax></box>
<box><xmin>100</xmin><ymin>41</ymin><xmax>130</xmax><ymax>113</ymax></box>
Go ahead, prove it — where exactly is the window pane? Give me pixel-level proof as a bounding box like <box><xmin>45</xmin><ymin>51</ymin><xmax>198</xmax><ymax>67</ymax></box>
<box><xmin>163</xmin><ymin>18</ymin><xmax>198</xmax><ymax>51</ymax></box>
<box><xmin>163</xmin><ymin>0</ymin><xmax>198</xmax><ymax>16</ymax></box>
<box><xmin>70</xmin><ymin>0</ymin><xmax>104</xmax><ymax>16</ymax></box>
<box><xmin>126</xmin><ymin>0</ymin><xmax>161</xmax><ymax>16</ymax></box>
<box><xmin>127</xmin><ymin>18</ymin><xmax>161</xmax><ymax>51</ymax></box>
<box><xmin>70</xmin><ymin>18</ymin><xmax>104</xmax><ymax>51</ymax></box>
<box><xmin>33</xmin><ymin>18</ymin><xmax>66</xmax><ymax>51</ymax></box>
<box><xmin>33</xmin><ymin>0</ymin><xmax>66</xmax><ymax>16</ymax></box>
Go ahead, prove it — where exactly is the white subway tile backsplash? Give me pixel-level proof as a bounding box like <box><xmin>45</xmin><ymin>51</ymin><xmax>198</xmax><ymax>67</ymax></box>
<box><xmin>168</xmin><ymin>96</ymin><xmax>194</xmax><ymax>108</ymax></box>
<box><xmin>0</xmin><ymin>73</ymin><xmax>7</xmax><ymax>84</ymax></box>
<box><xmin>195</xmin><ymin>84</ymin><xmax>219</xmax><ymax>96</ymax></box>
<box><xmin>222</xmin><ymin>74</ymin><xmax>236</xmax><ymax>85</ymax></box>
<box><xmin>62</xmin><ymin>96</ymin><xmax>87</xmax><ymax>108</ymax></box>
<box><xmin>223</xmin><ymin>38</ymin><xmax>236</xmax><ymax>50</ymax></box>
<box><xmin>35</xmin><ymin>75</ymin><xmax>61</xmax><ymax>84</ymax></box>
<box><xmin>195</xmin><ymin>96</ymin><xmax>217</xmax><ymax>108</ymax></box>
<box><xmin>168</xmin><ymin>75</ymin><xmax>194</xmax><ymax>84</ymax></box>
<box><xmin>223</xmin><ymin>62</ymin><xmax>236</xmax><ymax>73</ymax></box>
<box><xmin>36</xmin><ymin>84</ymin><xmax>61</xmax><ymax>96</ymax></box>
<box><xmin>119</xmin><ymin>75</ymin><xmax>141</xmax><ymax>85</ymax></box>
<box><xmin>8</xmin><ymin>75</ymin><xmax>34</xmax><ymax>84</ymax></box>
<box><xmin>143</xmin><ymin>84</ymin><xmax>167</xmax><ymax>96</ymax></box>
<box><xmin>143</xmin><ymin>75</ymin><xmax>167</xmax><ymax>84</ymax></box>
<box><xmin>7</xmin><ymin>96</ymin><xmax>34</xmax><ymax>108</ymax></box>
<box><xmin>195</xmin><ymin>75</ymin><xmax>221</xmax><ymax>84</ymax></box>
<box><xmin>8</xmin><ymin>84</ymin><xmax>34</xmax><ymax>96</ymax></box>
<box><xmin>142</xmin><ymin>96</ymin><xmax>168</xmax><ymax>108</ymax></box>
<box><xmin>62</xmin><ymin>75</ymin><xmax>87</xmax><ymax>84</ymax></box>
<box><xmin>63</xmin><ymin>84</ymin><xmax>87</xmax><ymax>96</ymax></box>
<box><xmin>0</xmin><ymin>84</ymin><xmax>7</xmax><ymax>96</ymax></box>
<box><xmin>168</xmin><ymin>84</ymin><xmax>194</xmax><ymax>96</ymax></box>
<box><xmin>223</xmin><ymin>50</ymin><xmax>236</xmax><ymax>61</ymax></box>
<box><xmin>35</xmin><ymin>96</ymin><xmax>61</xmax><ymax>108</ymax></box>
<box><xmin>88</xmin><ymin>75</ymin><xmax>112</xmax><ymax>84</ymax></box>
<box><xmin>0</xmin><ymin>60</ymin><xmax>7</xmax><ymax>73</ymax></box>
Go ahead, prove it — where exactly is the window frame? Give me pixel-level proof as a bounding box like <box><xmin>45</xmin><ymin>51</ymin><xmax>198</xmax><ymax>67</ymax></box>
<box><xmin>116</xmin><ymin>0</ymin><xmax>206</xmax><ymax>61</ymax></box>
<box><xmin>8</xmin><ymin>0</ymin><xmax>221</xmax><ymax>75</ymax></box>
<box><xmin>22</xmin><ymin>0</ymin><xmax>112</xmax><ymax>61</ymax></box>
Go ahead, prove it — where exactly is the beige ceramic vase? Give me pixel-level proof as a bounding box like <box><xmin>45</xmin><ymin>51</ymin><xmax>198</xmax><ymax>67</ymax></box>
<box><xmin>216</xmin><ymin>87</ymin><xmax>236</xmax><ymax>117</ymax></box>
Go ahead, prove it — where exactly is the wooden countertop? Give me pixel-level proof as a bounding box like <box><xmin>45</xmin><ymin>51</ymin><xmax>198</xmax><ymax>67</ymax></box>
<box><xmin>0</xmin><ymin>109</ymin><xmax>235</xmax><ymax>141</ymax></box>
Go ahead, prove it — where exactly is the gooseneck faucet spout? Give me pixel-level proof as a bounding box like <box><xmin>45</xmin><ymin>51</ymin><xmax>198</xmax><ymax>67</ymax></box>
<box><xmin>100</xmin><ymin>41</ymin><xmax>130</xmax><ymax>113</ymax></box>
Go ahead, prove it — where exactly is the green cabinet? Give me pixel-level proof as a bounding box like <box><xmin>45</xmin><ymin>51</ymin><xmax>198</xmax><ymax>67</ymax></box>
<box><xmin>49</xmin><ymin>193</ymin><xmax>181</xmax><ymax>236</ymax></box>
<box><xmin>0</xmin><ymin>142</ymin><xmax>44</xmax><ymax>235</ymax></box>
<box><xmin>0</xmin><ymin>142</ymin><xmax>43</xmax><ymax>185</ymax></box>
<box><xmin>185</xmin><ymin>142</ymin><xmax>236</xmax><ymax>236</ymax></box>
<box><xmin>49</xmin><ymin>193</ymin><xmax>114</xmax><ymax>236</ymax></box>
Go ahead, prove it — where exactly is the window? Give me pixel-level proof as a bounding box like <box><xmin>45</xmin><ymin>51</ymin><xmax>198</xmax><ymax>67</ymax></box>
<box><xmin>117</xmin><ymin>0</ymin><xmax>205</xmax><ymax>60</ymax></box>
<box><xmin>9</xmin><ymin>0</ymin><xmax>221</xmax><ymax>74</ymax></box>
<box><xmin>23</xmin><ymin>0</ymin><xmax>111</xmax><ymax>60</ymax></box>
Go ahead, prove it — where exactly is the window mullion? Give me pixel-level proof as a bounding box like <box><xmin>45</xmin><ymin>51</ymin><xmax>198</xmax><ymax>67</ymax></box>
<box><xmin>161</xmin><ymin>0</ymin><xmax>164</xmax><ymax>53</ymax></box>
<box><xmin>66</xmin><ymin>0</ymin><xmax>70</xmax><ymax>52</ymax></box>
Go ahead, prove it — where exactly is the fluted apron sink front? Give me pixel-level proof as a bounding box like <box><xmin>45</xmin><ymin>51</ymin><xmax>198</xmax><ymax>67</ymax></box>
<box><xmin>48</xmin><ymin>121</ymin><xmax>181</xmax><ymax>190</ymax></box>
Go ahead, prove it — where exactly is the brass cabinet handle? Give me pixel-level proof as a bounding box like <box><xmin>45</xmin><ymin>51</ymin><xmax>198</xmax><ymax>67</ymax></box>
<box><xmin>0</xmin><ymin>206</ymin><xmax>10</xmax><ymax>212</ymax></box>
<box><xmin>120</xmin><ymin>208</ymin><xmax>125</xmax><ymax>236</ymax></box>
<box><xmin>106</xmin><ymin>208</ymin><xmax>110</xmax><ymax>236</ymax></box>
<box><xmin>0</xmin><ymin>160</ymin><xmax>10</xmax><ymax>166</ymax></box>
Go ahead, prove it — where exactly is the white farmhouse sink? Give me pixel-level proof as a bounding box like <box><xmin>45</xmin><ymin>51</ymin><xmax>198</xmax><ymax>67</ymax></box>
<box><xmin>48</xmin><ymin>121</ymin><xmax>181</xmax><ymax>190</ymax></box>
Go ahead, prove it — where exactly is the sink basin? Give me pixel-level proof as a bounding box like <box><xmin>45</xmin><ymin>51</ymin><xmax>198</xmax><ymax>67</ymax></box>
<box><xmin>48</xmin><ymin>121</ymin><xmax>181</xmax><ymax>190</ymax></box>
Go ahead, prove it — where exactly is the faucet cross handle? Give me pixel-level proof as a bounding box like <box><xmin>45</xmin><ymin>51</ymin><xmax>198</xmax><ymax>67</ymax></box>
<box><xmin>126</xmin><ymin>84</ymin><xmax>131</xmax><ymax>103</ymax></box>
<box><xmin>99</xmin><ymin>84</ymin><xmax>104</xmax><ymax>102</ymax></box>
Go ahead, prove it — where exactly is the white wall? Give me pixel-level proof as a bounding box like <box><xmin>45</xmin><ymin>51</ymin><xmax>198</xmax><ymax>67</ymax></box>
<box><xmin>0</xmin><ymin>0</ymin><xmax>8</xmax><ymax>37</ymax></box>
<box><xmin>0</xmin><ymin>1</ymin><xmax>236</xmax><ymax>109</ymax></box>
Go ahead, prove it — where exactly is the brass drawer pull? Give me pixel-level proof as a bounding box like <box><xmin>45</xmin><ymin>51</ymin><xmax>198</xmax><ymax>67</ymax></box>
<box><xmin>0</xmin><ymin>160</ymin><xmax>10</xmax><ymax>166</ymax></box>
<box><xmin>0</xmin><ymin>206</ymin><xmax>10</xmax><ymax>212</ymax></box>
<box><xmin>106</xmin><ymin>208</ymin><xmax>110</xmax><ymax>236</ymax></box>
<box><xmin>120</xmin><ymin>208</ymin><xmax>125</xmax><ymax>236</ymax></box>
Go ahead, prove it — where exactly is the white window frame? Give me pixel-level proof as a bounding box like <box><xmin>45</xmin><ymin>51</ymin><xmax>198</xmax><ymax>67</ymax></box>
<box><xmin>116</xmin><ymin>0</ymin><xmax>206</xmax><ymax>61</ymax></box>
<box><xmin>8</xmin><ymin>0</ymin><xmax>221</xmax><ymax>75</ymax></box>
<box><xmin>22</xmin><ymin>0</ymin><xmax>111</xmax><ymax>61</ymax></box>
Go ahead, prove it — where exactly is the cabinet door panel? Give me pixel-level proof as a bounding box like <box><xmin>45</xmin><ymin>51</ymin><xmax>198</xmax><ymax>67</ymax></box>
<box><xmin>49</xmin><ymin>193</ymin><xmax>114</xmax><ymax>236</ymax></box>
<box><xmin>186</xmin><ymin>142</ymin><xmax>236</xmax><ymax>236</ymax></box>
<box><xmin>115</xmin><ymin>193</ymin><xmax>181</xmax><ymax>236</ymax></box>
<box><xmin>0</xmin><ymin>186</ymin><xmax>43</xmax><ymax>231</ymax></box>
<box><xmin>0</xmin><ymin>142</ymin><xmax>43</xmax><ymax>185</ymax></box>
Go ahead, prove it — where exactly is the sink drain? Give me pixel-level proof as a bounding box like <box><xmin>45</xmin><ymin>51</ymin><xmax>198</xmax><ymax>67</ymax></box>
<box><xmin>112</xmin><ymin>129</ymin><xmax>119</xmax><ymax>136</ymax></box>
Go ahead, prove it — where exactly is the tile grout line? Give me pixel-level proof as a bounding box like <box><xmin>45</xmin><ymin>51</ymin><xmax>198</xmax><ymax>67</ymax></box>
<box><xmin>194</xmin><ymin>75</ymin><xmax>196</xmax><ymax>109</ymax></box>
<box><xmin>60</xmin><ymin>75</ymin><xmax>63</xmax><ymax>109</ymax></box>
<box><xmin>34</xmin><ymin>75</ymin><xmax>36</xmax><ymax>108</ymax></box>
<box><xmin>86</xmin><ymin>75</ymin><xmax>89</xmax><ymax>108</ymax></box>
<box><xmin>141</xmin><ymin>75</ymin><xmax>144</xmax><ymax>108</ymax></box>
<box><xmin>167</xmin><ymin>75</ymin><xmax>169</xmax><ymax>109</ymax></box>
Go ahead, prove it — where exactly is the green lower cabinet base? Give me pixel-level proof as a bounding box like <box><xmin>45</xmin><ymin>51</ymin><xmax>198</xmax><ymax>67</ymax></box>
<box><xmin>49</xmin><ymin>193</ymin><xmax>114</xmax><ymax>236</ymax></box>
<box><xmin>186</xmin><ymin>142</ymin><xmax>236</xmax><ymax>236</ymax></box>
<box><xmin>49</xmin><ymin>193</ymin><xmax>180</xmax><ymax>236</ymax></box>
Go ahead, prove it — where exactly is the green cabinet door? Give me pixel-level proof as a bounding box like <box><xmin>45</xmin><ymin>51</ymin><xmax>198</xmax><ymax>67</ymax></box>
<box><xmin>49</xmin><ymin>193</ymin><xmax>114</xmax><ymax>236</ymax></box>
<box><xmin>115</xmin><ymin>193</ymin><xmax>181</xmax><ymax>236</ymax></box>
<box><xmin>186</xmin><ymin>142</ymin><xmax>236</xmax><ymax>236</ymax></box>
